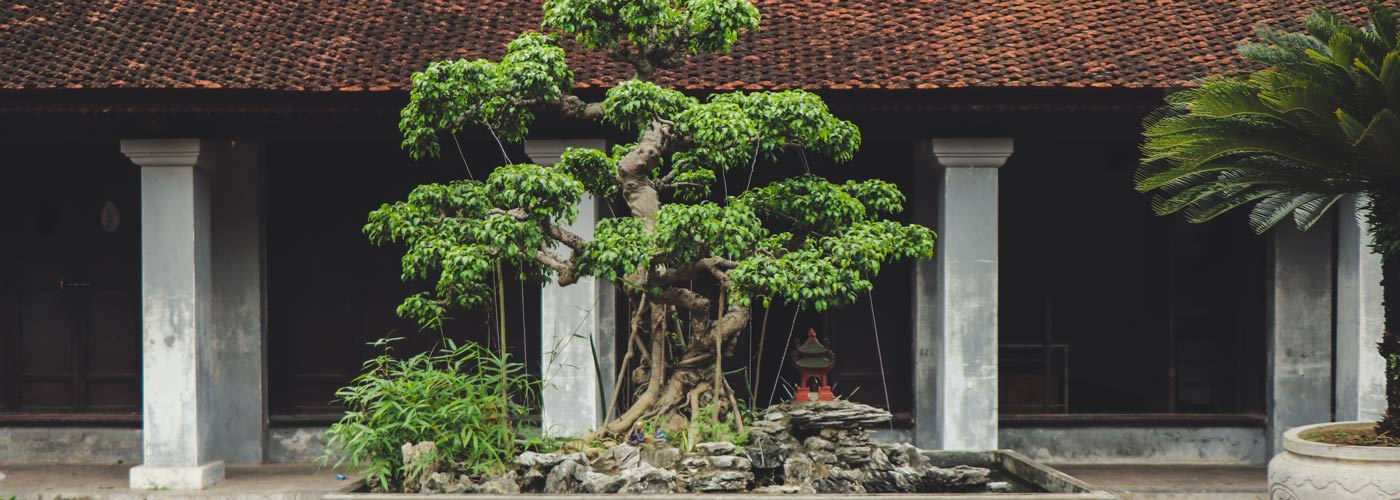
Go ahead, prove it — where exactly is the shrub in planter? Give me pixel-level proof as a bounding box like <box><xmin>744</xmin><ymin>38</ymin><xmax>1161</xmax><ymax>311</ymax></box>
<box><xmin>1136</xmin><ymin>4</ymin><xmax>1400</xmax><ymax>498</ymax></box>
<box><xmin>322</xmin><ymin>338</ymin><xmax>537</xmax><ymax>492</ymax></box>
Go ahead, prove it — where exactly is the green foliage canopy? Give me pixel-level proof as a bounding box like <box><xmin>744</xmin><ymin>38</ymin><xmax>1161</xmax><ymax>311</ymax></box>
<box><xmin>370</xmin><ymin>0</ymin><xmax>933</xmax><ymax>333</ymax></box>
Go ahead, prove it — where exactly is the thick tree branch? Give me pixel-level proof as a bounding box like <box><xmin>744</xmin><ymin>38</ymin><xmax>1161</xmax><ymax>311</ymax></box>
<box><xmin>559</xmin><ymin>95</ymin><xmax>605</xmax><ymax>121</ymax></box>
<box><xmin>540</xmin><ymin>221</ymin><xmax>587</xmax><ymax>251</ymax></box>
<box><xmin>617</xmin><ymin>120</ymin><xmax>674</xmax><ymax>225</ymax></box>
<box><xmin>488</xmin><ymin>207</ymin><xmax>587</xmax><ymax>285</ymax></box>
<box><xmin>655</xmin><ymin>257</ymin><xmax>737</xmax><ymax>284</ymax></box>
<box><xmin>654</xmin><ymin>287</ymin><xmax>710</xmax><ymax>313</ymax></box>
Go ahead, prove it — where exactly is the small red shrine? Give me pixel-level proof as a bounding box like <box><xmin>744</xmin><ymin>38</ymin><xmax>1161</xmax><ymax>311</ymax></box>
<box><xmin>792</xmin><ymin>328</ymin><xmax>835</xmax><ymax>402</ymax></box>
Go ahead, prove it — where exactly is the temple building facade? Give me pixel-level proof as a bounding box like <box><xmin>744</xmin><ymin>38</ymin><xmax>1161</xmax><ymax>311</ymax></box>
<box><xmin>0</xmin><ymin>0</ymin><xmax>1386</xmax><ymax>489</ymax></box>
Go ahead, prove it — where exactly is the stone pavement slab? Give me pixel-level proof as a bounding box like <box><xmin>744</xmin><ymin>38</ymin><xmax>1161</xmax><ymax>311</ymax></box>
<box><xmin>0</xmin><ymin>463</ymin><xmax>358</xmax><ymax>500</ymax></box>
<box><xmin>1053</xmin><ymin>464</ymin><xmax>1267</xmax><ymax>500</ymax></box>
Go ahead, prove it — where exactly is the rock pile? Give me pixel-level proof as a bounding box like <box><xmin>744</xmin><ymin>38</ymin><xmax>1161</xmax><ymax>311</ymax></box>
<box><xmin>750</xmin><ymin>400</ymin><xmax>991</xmax><ymax>494</ymax></box>
<box><xmin>409</xmin><ymin>399</ymin><xmax>991</xmax><ymax>494</ymax></box>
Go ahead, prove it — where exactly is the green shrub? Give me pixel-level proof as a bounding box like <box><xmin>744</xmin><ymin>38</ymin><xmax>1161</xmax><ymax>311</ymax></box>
<box><xmin>323</xmin><ymin>337</ymin><xmax>535</xmax><ymax>491</ymax></box>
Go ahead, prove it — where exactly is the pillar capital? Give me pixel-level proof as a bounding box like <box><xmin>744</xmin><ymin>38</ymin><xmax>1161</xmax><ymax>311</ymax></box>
<box><xmin>525</xmin><ymin>138</ymin><xmax>608</xmax><ymax>166</ymax></box>
<box><xmin>120</xmin><ymin>139</ymin><xmax>208</xmax><ymax>168</ymax></box>
<box><xmin>928</xmin><ymin>138</ymin><xmax>1013</xmax><ymax>169</ymax></box>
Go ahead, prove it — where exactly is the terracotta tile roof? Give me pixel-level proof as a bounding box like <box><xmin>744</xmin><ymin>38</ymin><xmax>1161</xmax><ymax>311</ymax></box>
<box><xmin>0</xmin><ymin>1</ymin><xmax>1373</xmax><ymax>92</ymax></box>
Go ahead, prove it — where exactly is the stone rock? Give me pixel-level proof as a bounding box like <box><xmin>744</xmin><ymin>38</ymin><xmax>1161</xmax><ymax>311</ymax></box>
<box><xmin>707</xmin><ymin>454</ymin><xmax>753</xmax><ymax>470</ymax></box>
<box><xmin>544</xmin><ymin>459</ymin><xmax>590</xmax><ymax>494</ymax></box>
<box><xmin>519</xmin><ymin>468</ymin><xmax>546</xmax><ymax>493</ymax></box>
<box><xmin>758</xmin><ymin>484</ymin><xmax>801</xmax><ymax>494</ymax></box>
<box><xmin>694</xmin><ymin>441</ymin><xmax>736</xmax><ymax>456</ymax></box>
<box><xmin>809</xmin><ymin>450</ymin><xmax>839</xmax><ymax>465</ymax></box>
<box><xmin>774</xmin><ymin>400</ymin><xmax>892</xmax><ymax>432</ymax></box>
<box><xmin>558</xmin><ymin>452</ymin><xmax>589</xmax><ymax>465</ymax></box>
<box><xmin>811</xmin><ymin>467</ymin><xmax>865</xmax><ymax>493</ymax></box>
<box><xmin>479</xmin><ymin>471</ymin><xmax>520</xmax><ymax>494</ymax></box>
<box><xmin>919</xmin><ymin>464</ymin><xmax>991</xmax><ymax>493</ymax></box>
<box><xmin>680</xmin><ymin>456</ymin><xmax>711</xmax><ymax>475</ymax></box>
<box><xmin>783</xmin><ymin>454</ymin><xmax>826</xmax><ymax>486</ymax></box>
<box><xmin>519</xmin><ymin>451</ymin><xmax>587</xmax><ymax>469</ymax></box>
<box><xmin>803</xmin><ymin>436</ymin><xmax>836</xmax><ymax>452</ymax></box>
<box><xmin>857</xmin><ymin>466</ymin><xmax>921</xmax><ymax>493</ymax></box>
<box><xmin>581</xmin><ymin>471</ymin><xmax>626</xmax><ymax>493</ymax></box>
<box><xmin>989</xmin><ymin>481</ymin><xmax>1013</xmax><ymax>493</ymax></box>
<box><xmin>748</xmin><ymin>419</ymin><xmax>785</xmax><ymax>436</ymax></box>
<box><xmin>515</xmin><ymin>451</ymin><xmax>561</xmax><ymax>469</ymax></box>
<box><xmin>639</xmin><ymin>445</ymin><xmax>681</xmax><ymax>469</ymax></box>
<box><xmin>836</xmin><ymin>444</ymin><xmax>873</xmax><ymax>467</ymax></box>
<box><xmin>619</xmin><ymin>463</ymin><xmax>679</xmax><ymax>493</ymax></box>
<box><xmin>418</xmin><ymin>471</ymin><xmax>453</xmax><ymax>494</ymax></box>
<box><xmin>443</xmin><ymin>475</ymin><xmax>474</xmax><ymax>494</ymax></box>
<box><xmin>866</xmin><ymin>447</ymin><xmax>894</xmax><ymax>470</ymax></box>
<box><xmin>744</xmin><ymin>433</ymin><xmax>794</xmax><ymax>471</ymax></box>
<box><xmin>689</xmin><ymin>470</ymin><xmax>753</xmax><ymax>492</ymax></box>
<box><xmin>593</xmin><ymin>444</ymin><xmax>640</xmax><ymax>474</ymax></box>
<box><xmin>400</xmin><ymin>441</ymin><xmax>439</xmax><ymax>490</ymax></box>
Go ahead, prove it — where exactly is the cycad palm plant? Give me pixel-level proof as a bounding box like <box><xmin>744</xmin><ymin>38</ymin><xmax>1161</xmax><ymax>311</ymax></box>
<box><xmin>1138</xmin><ymin>5</ymin><xmax>1400</xmax><ymax>439</ymax></box>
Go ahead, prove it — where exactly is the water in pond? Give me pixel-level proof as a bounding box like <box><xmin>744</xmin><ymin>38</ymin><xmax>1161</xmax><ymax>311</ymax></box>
<box><xmin>986</xmin><ymin>464</ymin><xmax>1047</xmax><ymax>493</ymax></box>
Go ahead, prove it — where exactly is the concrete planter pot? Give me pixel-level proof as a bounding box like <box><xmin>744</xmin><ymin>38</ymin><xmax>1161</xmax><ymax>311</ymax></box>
<box><xmin>325</xmin><ymin>450</ymin><xmax>1115</xmax><ymax>499</ymax></box>
<box><xmin>1267</xmin><ymin>421</ymin><xmax>1400</xmax><ymax>499</ymax></box>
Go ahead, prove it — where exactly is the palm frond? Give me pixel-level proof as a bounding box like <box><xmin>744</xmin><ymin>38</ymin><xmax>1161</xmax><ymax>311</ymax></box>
<box><xmin>1294</xmin><ymin>193</ymin><xmax>1348</xmax><ymax>230</ymax></box>
<box><xmin>1138</xmin><ymin>5</ymin><xmax>1400</xmax><ymax>234</ymax></box>
<box><xmin>1249</xmin><ymin>191</ymin><xmax>1326</xmax><ymax>232</ymax></box>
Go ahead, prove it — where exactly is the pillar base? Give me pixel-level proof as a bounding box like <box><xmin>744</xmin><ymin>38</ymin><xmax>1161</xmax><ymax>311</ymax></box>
<box><xmin>129</xmin><ymin>461</ymin><xmax>225</xmax><ymax>490</ymax></box>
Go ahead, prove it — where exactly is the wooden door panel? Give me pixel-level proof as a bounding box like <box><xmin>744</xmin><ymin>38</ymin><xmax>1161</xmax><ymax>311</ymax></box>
<box><xmin>19</xmin><ymin>291</ymin><xmax>74</xmax><ymax>374</ymax></box>
<box><xmin>1</xmin><ymin>141</ymin><xmax>141</xmax><ymax>415</ymax></box>
<box><xmin>86</xmin><ymin>288</ymin><xmax>140</xmax><ymax>374</ymax></box>
<box><xmin>85</xmin><ymin>380</ymin><xmax>140</xmax><ymax>408</ymax></box>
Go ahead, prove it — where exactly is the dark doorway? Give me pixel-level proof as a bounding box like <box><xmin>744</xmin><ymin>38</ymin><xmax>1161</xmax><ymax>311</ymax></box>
<box><xmin>0</xmin><ymin>141</ymin><xmax>142</xmax><ymax>417</ymax></box>
<box><xmin>998</xmin><ymin>137</ymin><xmax>1267</xmax><ymax>418</ymax></box>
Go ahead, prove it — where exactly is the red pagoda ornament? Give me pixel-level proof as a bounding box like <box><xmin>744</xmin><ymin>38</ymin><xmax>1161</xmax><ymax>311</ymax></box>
<box><xmin>792</xmin><ymin>328</ymin><xmax>836</xmax><ymax>402</ymax></box>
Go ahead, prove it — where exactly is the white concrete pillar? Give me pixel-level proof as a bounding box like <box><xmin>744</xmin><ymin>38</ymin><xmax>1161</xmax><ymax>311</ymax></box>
<box><xmin>524</xmin><ymin>139</ymin><xmax>616</xmax><ymax>437</ymax></box>
<box><xmin>122</xmin><ymin>139</ymin><xmax>223</xmax><ymax>489</ymax></box>
<box><xmin>1335</xmin><ymin>195</ymin><xmax>1386</xmax><ymax>423</ymax></box>
<box><xmin>121</xmin><ymin>139</ymin><xmax>267</xmax><ymax>489</ymax></box>
<box><xmin>1266</xmin><ymin>217</ymin><xmax>1335</xmax><ymax>457</ymax></box>
<box><xmin>913</xmin><ymin>138</ymin><xmax>1012</xmax><ymax>451</ymax></box>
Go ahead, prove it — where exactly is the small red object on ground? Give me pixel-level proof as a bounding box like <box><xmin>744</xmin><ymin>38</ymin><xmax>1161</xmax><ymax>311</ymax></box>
<box><xmin>792</xmin><ymin>328</ymin><xmax>836</xmax><ymax>402</ymax></box>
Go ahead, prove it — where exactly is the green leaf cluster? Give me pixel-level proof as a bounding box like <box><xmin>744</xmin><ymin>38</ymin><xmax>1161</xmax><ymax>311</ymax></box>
<box><xmin>730</xmin><ymin>219</ymin><xmax>935</xmax><ymax>312</ymax></box>
<box><xmin>603</xmin><ymin>79</ymin><xmax>698</xmax><ymax>130</ymax></box>
<box><xmin>399</xmin><ymin>33</ymin><xmax>573</xmax><ymax>159</ymax></box>
<box><xmin>577</xmin><ymin>217</ymin><xmax>653</xmax><ymax>282</ymax></box>
<box><xmin>557</xmin><ymin>147</ymin><xmax>620</xmax><ymax>197</ymax></box>
<box><xmin>542</xmin><ymin>0</ymin><xmax>759</xmax><ymax>59</ymax></box>
<box><xmin>740</xmin><ymin>175</ymin><xmax>901</xmax><ymax>234</ymax></box>
<box><xmin>323</xmin><ymin>338</ymin><xmax>536</xmax><ymax>491</ymax></box>
<box><xmin>654</xmin><ymin>201</ymin><xmax>764</xmax><ymax>265</ymax></box>
<box><xmin>364</xmin><ymin>165</ymin><xmax>584</xmax><ymax>327</ymax></box>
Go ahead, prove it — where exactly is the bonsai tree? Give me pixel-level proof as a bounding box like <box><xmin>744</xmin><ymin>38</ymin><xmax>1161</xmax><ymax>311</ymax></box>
<box><xmin>1137</xmin><ymin>5</ymin><xmax>1400</xmax><ymax>439</ymax></box>
<box><xmin>366</xmin><ymin>0</ymin><xmax>935</xmax><ymax>438</ymax></box>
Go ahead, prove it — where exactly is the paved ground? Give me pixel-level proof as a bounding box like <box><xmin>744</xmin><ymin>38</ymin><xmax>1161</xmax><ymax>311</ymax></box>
<box><xmin>0</xmin><ymin>463</ymin><xmax>359</xmax><ymax>500</ymax></box>
<box><xmin>1055</xmin><ymin>464</ymin><xmax>1268</xmax><ymax>500</ymax></box>
<box><xmin>0</xmin><ymin>463</ymin><xmax>1265</xmax><ymax>499</ymax></box>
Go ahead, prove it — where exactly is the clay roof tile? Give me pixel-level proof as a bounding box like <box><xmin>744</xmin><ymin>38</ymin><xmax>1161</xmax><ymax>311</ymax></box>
<box><xmin>0</xmin><ymin>0</ymin><xmax>1373</xmax><ymax>91</ymax></box>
